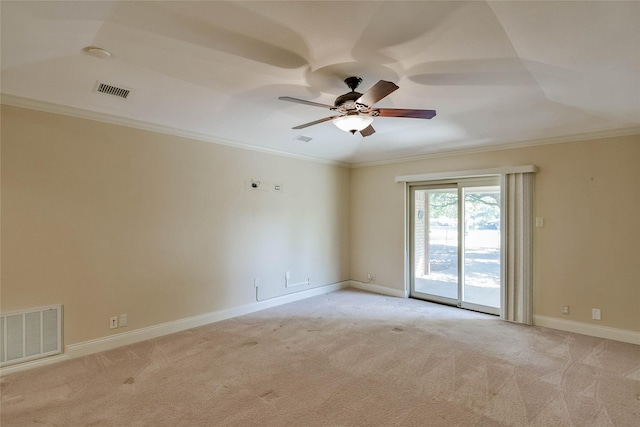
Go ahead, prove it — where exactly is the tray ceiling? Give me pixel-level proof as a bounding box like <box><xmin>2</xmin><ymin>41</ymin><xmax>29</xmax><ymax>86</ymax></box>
<box><xmin>2</xmin><ymin>1</ymin><xmax>639</xmax><ymax>164</ymax></box>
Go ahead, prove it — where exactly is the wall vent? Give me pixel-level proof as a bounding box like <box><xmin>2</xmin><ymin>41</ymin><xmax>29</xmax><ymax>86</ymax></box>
<box><xmin>1</xmin><ymin>305</ymin><xmax>63</xmax><ymax>367</ymax></box>
<box><xmin>94</xmin><ymin>81</ymin><xmax>132</xmax><ymax>99</ymax></box>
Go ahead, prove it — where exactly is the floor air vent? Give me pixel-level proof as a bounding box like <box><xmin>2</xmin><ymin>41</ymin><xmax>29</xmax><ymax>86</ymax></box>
<box><xmin>1</xmin><ymin>305</ymin><xmax>63</xmax><ymax>367</ymax></box>
<box><xmin>94</xmin><ymin>81</ymin><xmax>132</xmax><ymax>99</ymax></box>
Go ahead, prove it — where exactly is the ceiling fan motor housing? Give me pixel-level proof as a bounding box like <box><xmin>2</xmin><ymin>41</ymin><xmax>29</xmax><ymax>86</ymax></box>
<box><xmin>334</xmin><ymin>76</ymin><xmax>368</xmax><ymax>111</ymax></box>
<box><xmin>335</xmin><ymin>77</ymin><xmax>368</xmax><ymax>112</ymax></box>
<box><xmin>334</xmin><ymin>91</ymin><xmax>363</xmax><ymax>108</ymax></box>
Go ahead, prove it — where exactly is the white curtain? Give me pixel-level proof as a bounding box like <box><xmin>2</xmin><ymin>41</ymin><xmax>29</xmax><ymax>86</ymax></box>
<box><xmin>501</xmin><ymin>172</ymin><xmax>534</xmax><ymax>324</ymax></box>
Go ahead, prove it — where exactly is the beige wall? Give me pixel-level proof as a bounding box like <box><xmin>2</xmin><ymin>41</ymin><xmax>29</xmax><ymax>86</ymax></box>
<box><xmin>1</xmin><ymin>106</ymin><xmax>350</xmax><ymax>345</ymax></box>
<box><xmin>2</xmin><ymin>104</ymin><xmax>639</xmax><ymax>348</ymax></box>
<box><xmin>350</xmin><ymin>135</ymin><xmax>640</xmax><ymax>332</ymax></box>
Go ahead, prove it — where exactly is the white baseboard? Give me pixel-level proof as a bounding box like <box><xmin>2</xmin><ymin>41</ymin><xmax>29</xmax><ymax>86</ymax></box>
<box><xmin>349</xmin><ymin>280</ymin><xmax>408</xmax><ymax>298</ymax></box>
<box><xmin>348</xmin><ymin>283</ymin><xmax>639</xmax><ymax>345</ymax></box>
<box><xmin>0</xmin><ymin>282</ymin><xmax>350</xmax><ymax>376</ymax></box>
<box><xmin>7</xmin><ymin>284</ymin><xmax>633</xmax><ymax>377</ymax></box>
<box><xmin>534</xmin><ymin>315</ymin><xmax>640</xmax><ymax>345</ymax></box>
<box><xmin>0</xmin><ymin>353</ymin><xmax>71</xmax><ymax>376</ymax></box>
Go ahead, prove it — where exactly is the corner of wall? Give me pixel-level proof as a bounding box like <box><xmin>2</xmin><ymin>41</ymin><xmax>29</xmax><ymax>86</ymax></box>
<box><xmin>349</xmin><ymin>280</ymin><xmax>408</xmax><ymax>298</ymax></box>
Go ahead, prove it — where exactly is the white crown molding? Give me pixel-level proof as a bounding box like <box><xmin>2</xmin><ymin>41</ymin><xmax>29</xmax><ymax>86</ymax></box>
<box><xmin>3</xmin><ymin>93</ymin><xmax>638</xmax><ymax>170</ymax></box>
<box><xmin>351</xmin><ymin>126</ymin><xmax>640</xmax><ymax>168</ymax></box>
<box><xmin>0</xmin><ymin>94</ymin><xmax>350</xmax><ymax>168</ymax></box>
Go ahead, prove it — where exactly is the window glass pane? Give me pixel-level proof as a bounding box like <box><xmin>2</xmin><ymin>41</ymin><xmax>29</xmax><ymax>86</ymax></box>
<box><xmin>414</xmin><ymin>188</ymin><xmax>459</xmax><ymax>300</ymax></box>
<box><xmin>462</xmin><ymin>186</ymin><xmax>501</xmax><ymax>308</ymax></box>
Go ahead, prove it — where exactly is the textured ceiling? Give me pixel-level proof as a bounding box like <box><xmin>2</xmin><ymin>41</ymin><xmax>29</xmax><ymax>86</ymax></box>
<box><xmin>2</xmin><ymin>1</ymin><xmax>639</xmax><ymax>164</ymax></box>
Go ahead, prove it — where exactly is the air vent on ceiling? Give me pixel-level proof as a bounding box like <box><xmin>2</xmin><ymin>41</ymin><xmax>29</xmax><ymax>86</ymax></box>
<box><xmin>93</xmin><ymin>81</ymin><xmax>132</xmax><ymax>99</ymax></box>
<box><xmin>294</xmin><ymin>134</ymin><xmax>313</xmax><ymax>143</ymax></box>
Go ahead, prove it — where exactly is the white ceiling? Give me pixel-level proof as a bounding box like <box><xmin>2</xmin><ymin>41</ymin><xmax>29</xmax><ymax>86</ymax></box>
<box><xmin>2</xmin><ymin>1</ymin><xmax>639</xmax><ymax>165</ymax></box>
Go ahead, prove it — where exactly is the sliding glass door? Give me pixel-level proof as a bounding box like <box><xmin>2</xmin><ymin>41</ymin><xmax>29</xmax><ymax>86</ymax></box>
<box><xmin>410</xmin><ymin>178</ymin><xmax>501</xmax><ymax>315</ymax></box>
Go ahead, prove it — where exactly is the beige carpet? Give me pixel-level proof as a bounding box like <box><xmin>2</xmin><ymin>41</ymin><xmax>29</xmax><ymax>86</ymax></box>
<box><xmin>2</xmin><ymin>289</ymin><xmax>639</xmax><ymax>426</ymax></box>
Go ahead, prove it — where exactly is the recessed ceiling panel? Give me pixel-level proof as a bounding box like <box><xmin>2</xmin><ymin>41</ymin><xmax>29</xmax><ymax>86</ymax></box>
<box><xmin>1</xmin><ymin>1</ymin><xmax>638</xmax><ymax>164</ymax></box>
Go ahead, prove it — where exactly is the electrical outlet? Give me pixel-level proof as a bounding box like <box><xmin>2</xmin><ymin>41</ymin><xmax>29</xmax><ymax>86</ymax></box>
<box><xmin>562</xmin><ymin>305</ymin><xmax>569</xmax><ymax>315</ymax></box>
<box><xmin>367</xmin><ymin>273</ymin><xmax>376</xmax><ymax>281</ymax></box>
<box><xmin>110</xmin><ymin>316</ymin><xmax>118</xmax><ymax>329</ymax></box>
<box><xmin>119</xmin><ymin>314</ymin><xmax>128</xmax><ymax>327</ymax></box>
<box><xmin>592</xmin><ymin>308</ymin><xmax>601</xmax><ymax>320</ymax></box>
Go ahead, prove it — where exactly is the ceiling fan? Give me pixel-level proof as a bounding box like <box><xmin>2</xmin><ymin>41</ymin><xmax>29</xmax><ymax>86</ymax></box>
<box><xmin>279</xmin><ymin>76</ymin><xmax>436</xmax><ymax>137</ymax></box>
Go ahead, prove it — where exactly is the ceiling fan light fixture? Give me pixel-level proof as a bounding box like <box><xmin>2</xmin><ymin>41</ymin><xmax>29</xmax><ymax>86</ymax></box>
<box><xmin>333</xmin><ymin>113</ymin><xmax>373</xmax><ymax>134</ymax></box>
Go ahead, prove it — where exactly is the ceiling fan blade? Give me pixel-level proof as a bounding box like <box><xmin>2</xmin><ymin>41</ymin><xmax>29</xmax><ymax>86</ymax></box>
<box><xmin>360</xmin><ymin>124</ymin><xmax>375</xmax><ymax>137</ymax></box>
<box><xmin>279</xmin><ymin>96</ymin><xmax>334</xmax><ymax>109</ymax></box>
<box><xmin>376</xmin><ymin>108</ymin><xmax>436</xmax><ymax>119</ymax></box>
<box><xmin>291</xmin><ymin>115</ymin><xmax>339</xmax><ymax>129</ymax></box>
<box><xmin>356</xmin><ymin>80</ymin><xmax>399</xmax><ymax>107</ymax></box>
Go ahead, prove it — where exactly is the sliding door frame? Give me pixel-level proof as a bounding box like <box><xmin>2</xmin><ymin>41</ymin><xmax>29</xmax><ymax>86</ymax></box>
<box><xmin>399</xmin><ymin>165</ymin><xmax>537</xmax><ymax>324</ymax></box>
<box><xmin>408</xmin><ymin>177</ymin><xmax>501</xmax><ymax>315</ymax></box>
